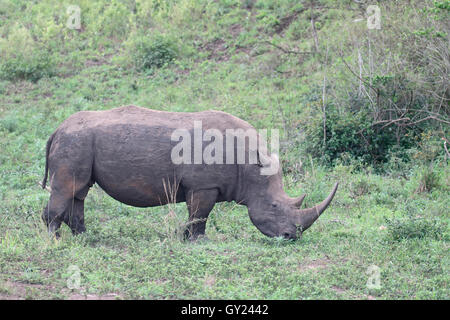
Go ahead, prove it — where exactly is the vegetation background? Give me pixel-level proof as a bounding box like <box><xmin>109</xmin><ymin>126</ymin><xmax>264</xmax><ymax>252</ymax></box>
<box><xmin>0</xmin><ymin>0</ymin><xmax>448</xmax><ymax>299</ymax></box>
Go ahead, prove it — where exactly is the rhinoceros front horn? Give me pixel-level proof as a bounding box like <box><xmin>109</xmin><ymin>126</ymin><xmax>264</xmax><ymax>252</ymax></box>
<box><xmin>295</xmin><ymin>183</ymin><xmax>338</xmax><ymax>232</ymax></box>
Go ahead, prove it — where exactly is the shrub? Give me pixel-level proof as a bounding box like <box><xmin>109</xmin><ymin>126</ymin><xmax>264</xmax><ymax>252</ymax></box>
<box><xmin>385</xmin><ymin>215</ymin><xmax>447</xmax><ymax>242</ymax></box>
<box><xmin>0</xmin><ymin>81</ymin><xmax>8</xmax><ymax>94</ymax></box>
<box><xmin>0</xmin><ymin>52</ymin><xmax>54</xmax><ymax>82</ymax></box>
<box><xmin>0</xmin><ymin>117</ymin><xmax>18</xmax><ymax>133</ymax></box>
<box><xmin>412</xmin><ymin>131</ymin><xmax>446</xmax><ymax>164</ymax></box>
<box><xmin>303</xmin><ymin>106</ymin><xmax>416</xmax><ymax>168</ymax></box>
<box><xmin>351</xmin><ymin>177</ymin><xmax>371</xmax><ymax>197</ymax></box>
<box><xmin>294</xmin><ymin>0</ymin><xmax>450</xmax><ymax>172</ymax></box>
<box><xmin>416</xmin><ymin>166</ymin><xmax>441</xmax><ymax>193</ymax></box>
<box><xmin>126</xmin><ymin>34</ymin><xmax>178</xmax><ymax>72</ymax></box>
<box><xmin>0</xmin><ymin>25</ymin><xmax>55</xmax><ymax>82</ymax></box>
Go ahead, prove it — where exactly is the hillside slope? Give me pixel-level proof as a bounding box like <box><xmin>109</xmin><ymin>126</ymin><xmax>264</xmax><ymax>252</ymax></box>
<box><xmin>0</xmin><ymin>0</ymin><xmax>448</xmax><ymax>299</ymax></box>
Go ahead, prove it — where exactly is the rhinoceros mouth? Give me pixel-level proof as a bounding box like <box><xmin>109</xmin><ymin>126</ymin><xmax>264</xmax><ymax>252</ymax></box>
<box><xmin>282</xmin><ymin>232</ymin><xmax>297</xmax><ymax>240</ymax></box>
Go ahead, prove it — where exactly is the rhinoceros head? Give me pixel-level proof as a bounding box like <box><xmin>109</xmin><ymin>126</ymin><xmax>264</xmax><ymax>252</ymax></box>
<box><xmin>246</xmin><ymin>155</ymin><xmax>338</xmax><ymax>240</ymax></box>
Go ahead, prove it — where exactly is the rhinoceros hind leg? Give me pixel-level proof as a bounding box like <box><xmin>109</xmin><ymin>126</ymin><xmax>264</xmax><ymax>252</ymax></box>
<box><xmin>62</xmin><ymin>182</ymin><xmax>92</xmax><ymax>234</ymax></box>
<box><xmin>42</xmin><ymin>191</ymin><xmax>71</xmax><ymax>238</ymax></box>
<box><xmin>184</xmin><ymin>188</ymin><xmax>218</xmax><ymax>240</ymax></box>
<box><xmin>63</xmin><ymin>198</ymin><xmax>86</xmax><ymax>235</ymax></box>
<box><xmin>42</xmin><ymin>167</ymin><xmax>92</xmax><ymax>237</ymax></box>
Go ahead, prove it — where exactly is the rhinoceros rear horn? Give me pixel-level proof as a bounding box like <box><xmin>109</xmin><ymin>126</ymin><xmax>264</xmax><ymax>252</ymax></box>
<box><xmin>289</xmin><ymin>194</ymin><xmax>306</xmax><ymax>208</ymax></box>
<box><xmin>295</xmin><ymin>183</ymin><xmax>338</xmax><ymax>231</ymax></box>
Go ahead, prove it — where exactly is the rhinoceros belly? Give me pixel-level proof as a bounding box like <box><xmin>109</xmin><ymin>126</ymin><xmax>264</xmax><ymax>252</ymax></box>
<box><xmin>91</xmin><ymin>124</ymin><xmax>185</xmax><ymax>207</ymax></box>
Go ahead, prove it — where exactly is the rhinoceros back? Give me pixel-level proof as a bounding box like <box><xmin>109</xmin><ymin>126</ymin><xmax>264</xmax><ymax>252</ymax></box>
<box><xmin>51</xmin><ymin>106</ymin><xmax>251</xmax><ymax>207</ymax></box>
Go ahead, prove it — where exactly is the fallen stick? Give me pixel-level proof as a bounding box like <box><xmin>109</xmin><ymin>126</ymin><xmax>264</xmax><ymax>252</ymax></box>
<box><xmin>37</xmin><ymin>181</ymin><xmax>52</xmax><ymax>193</ymax></box>
<box><xmin>443</xmin><ymin>138</ymin><xmax>450</xmax><ymax>159</ymax></box>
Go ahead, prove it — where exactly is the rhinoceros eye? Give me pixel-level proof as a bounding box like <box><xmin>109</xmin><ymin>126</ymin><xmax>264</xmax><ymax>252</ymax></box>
<box><xmin>271</xmin><ymin>202</ymin><xmax>278</xmax><ymax>208</ymax></box>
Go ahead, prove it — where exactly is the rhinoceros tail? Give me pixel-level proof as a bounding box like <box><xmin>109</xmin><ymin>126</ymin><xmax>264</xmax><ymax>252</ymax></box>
<box><xmin>42</xmin><ymin>132</ymin><xmax>55</xmax><ymax>190</ymax></box>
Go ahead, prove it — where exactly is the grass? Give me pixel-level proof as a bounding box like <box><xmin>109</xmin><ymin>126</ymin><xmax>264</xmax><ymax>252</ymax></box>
<box><xmin>0</xmin><ymin>163</ymin><xmax>448</xmax><ymax>299</ymax></box>
<box><xmin>0</xmin><ymin>0</ymin><xmax>449</xmax><ymax>300</ymax></box>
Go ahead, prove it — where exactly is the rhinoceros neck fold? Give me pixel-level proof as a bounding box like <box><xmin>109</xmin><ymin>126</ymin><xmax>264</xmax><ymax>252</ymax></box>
<box><xmin>233</xmin><ymin>163</ymin><xmax>249</xmax><ymax>205</ymax></box>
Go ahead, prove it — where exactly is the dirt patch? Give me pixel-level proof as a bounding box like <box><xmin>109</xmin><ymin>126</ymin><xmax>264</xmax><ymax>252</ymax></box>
<box><xmin>331</xmin><ymin>286</ymin><xmax>369</xmax><ymax>299</ymax></box>
<box><xmin>204</xmin><ymin>275</ymin><xmax>216</xmax><ymax>288</ymax></box>
<box><xmin>274</xmin><ymin>13</ymin><xmax>299</xmax><ymax>34</ymax></box>
<box><xmin>199</xmin><ymin>23</ymin><xmax>249</xmax><ymax>62</ymax></box>
<box><xmin>0</xmin><ymin>280</ymin><xmax>121</xmax><ymax>300</ymax></box>
<box><xmin>229</xmin><ymin>23</ymin><xmax>243</xmax><ymax>38</ymax></box>
<box><xmin>0</xmin><ymin>288</ymin><xmax>21</xmax><ymax>300</ymax></box>
<box><xmin>297</xmin><ymin>258</ymin><xmax>330</xmax><ymax>272</ymax></box>
<box><xmin>175</xmin><ymin>68</ymin><xmax>190</xmax><ymax>76</ymax></box>
<box><xmin>85</xmin><ymin>58</ymin><xmax>108</xmax><ymax>68</ymax></box>
<box><xmin>331</xmin><ymin>286</ymin><xmax>346</xmax><ymax>294</ymax></box>
<box><xmin>202</xmin><ymin>38</ymin><xmax>229</xmax><ymax>61</ymax></box>
<box><xmin>42</xmin><ymin>91</ymin><xmax>53</xmax><ymax>98</ymax></box>
<box><xmin>68</xmin><ymin>292</ymin><xmax>120</xmax><ymax>300</ymax></box>
<box><xmin>0</xmin><ymin>280</ymin><xmax>50</xmax><ymax>300</ymax></box>
<box><xmin>84</xmin><ymin>54</ymin><xmax>113</xmax><ymax>68</ymax></box>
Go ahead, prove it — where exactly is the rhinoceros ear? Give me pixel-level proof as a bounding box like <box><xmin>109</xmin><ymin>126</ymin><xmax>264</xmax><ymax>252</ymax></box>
<box><xmin>257</xmin><ymin>149</ymin><xmax>271</xmax><ymax>167</ymax></box>
<box><xmin>262</xmin><ymin>153</ymin><xmax>279</xmax><ymax>166</ymax></box>
<box><xmin>257</xmin><ymin>152</ymin><xmax>279</xmax><ymax>175</ymax></box>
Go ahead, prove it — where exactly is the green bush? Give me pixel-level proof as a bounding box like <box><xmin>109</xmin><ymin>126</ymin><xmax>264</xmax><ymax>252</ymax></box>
<box><xmin>351</xmin><ymin>177</ymin><xmax>376</xmax><ymax>197</ymax></box>
<box><xmin>304</xmin><ymin>107</ymin><xmax>416</xmax><ymax>168</ymax></box>
<box><xmin>385</xmin><ymin>215</ymin><xmax>447</xmax><ymax>242</ymax></box>
<box><xmin>0</xmin><ymin>24</ymin><xmax>55</xmax><ymax>82</ymax></box>
<box><xmin>126</xmin><ymin>34</ymin><xmax>178</xmax><ymax>72</ymax></box>
<box><xmin>0</xmin><ymin>81</ymin><xmax>8</xmax><ymax>94</ymax></box>
<box><xmin>416</xmin><ymin>166</ymin><xmax>442</xmax><ymax>193</ymax></box>
<box><xmin>0</xmin><ymin>51</ymin><xmax>54</xmax><ymax>82</ymax></box>
<box><xmin>0</xmin><ymin>117</ymin><xmax>18</xmax><ymax>133</ymax></box>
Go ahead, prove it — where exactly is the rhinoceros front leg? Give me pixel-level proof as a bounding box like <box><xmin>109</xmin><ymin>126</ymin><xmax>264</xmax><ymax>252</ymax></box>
<box><xmin>184</xmin><ymin>189</ymin><xmax>218</xmax><ymax>240</ymax></box>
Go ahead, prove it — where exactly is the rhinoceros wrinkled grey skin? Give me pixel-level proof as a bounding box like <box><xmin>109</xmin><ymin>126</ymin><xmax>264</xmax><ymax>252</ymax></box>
<box><xmin>42</xmin><ymin>105</ymin><xmax>338</xmax><ymax>240</ymax></box>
